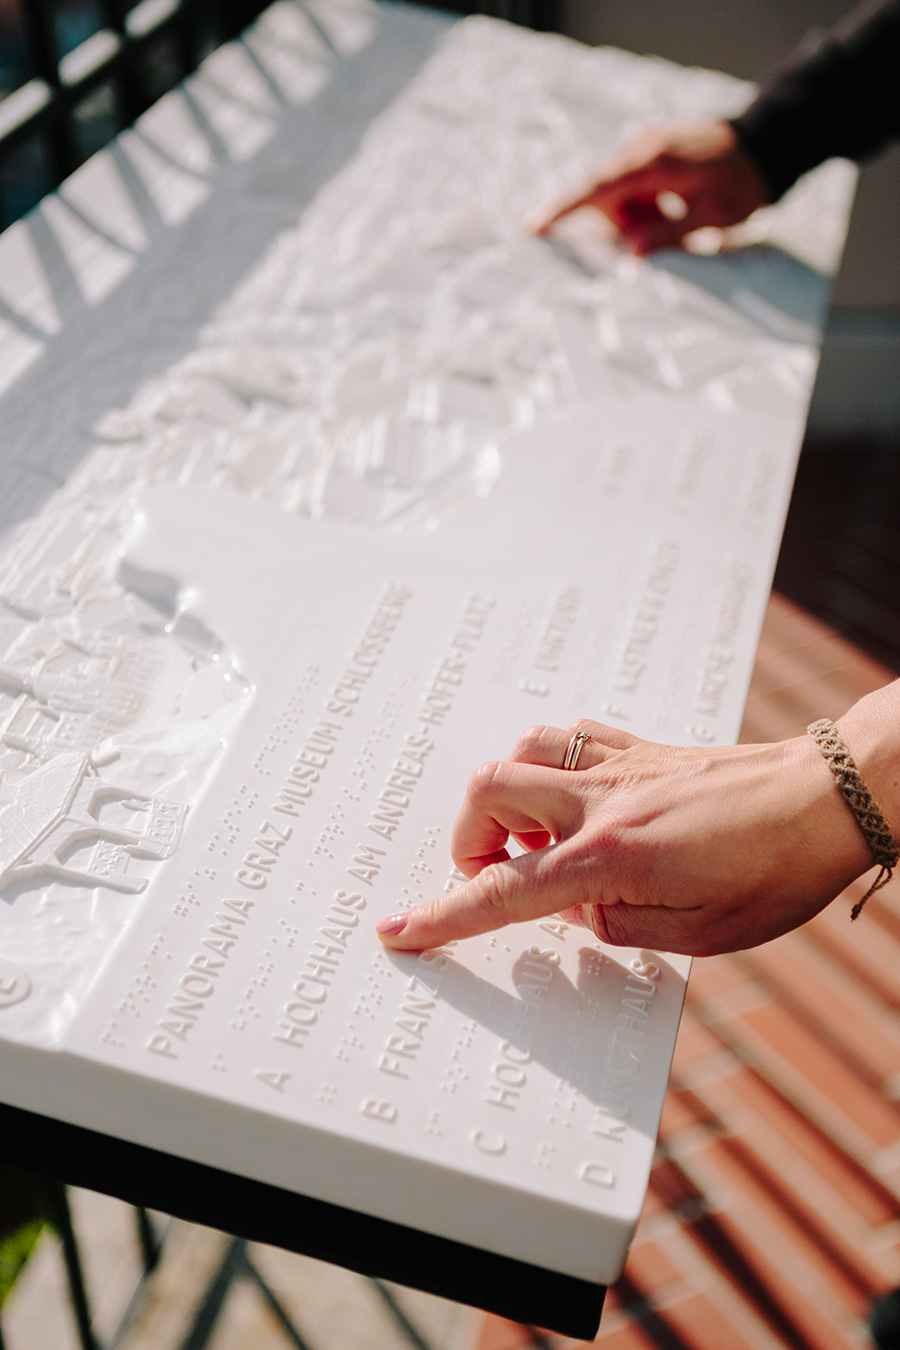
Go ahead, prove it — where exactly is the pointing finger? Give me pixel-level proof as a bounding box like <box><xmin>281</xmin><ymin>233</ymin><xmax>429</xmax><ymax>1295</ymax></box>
<box><xmin>376</xmin><ymin>844</ymin><xmax>584</xmax><ymax>951</ymax></box>
<box><xmin>534</xmin><ymin>182</ymin><xmax>639</xmax><ymax>235</ymax></box>
<box><xmin>534</xmin><ymin>162</ymin><xmax>678</xmax><ymax>235</ymax></box>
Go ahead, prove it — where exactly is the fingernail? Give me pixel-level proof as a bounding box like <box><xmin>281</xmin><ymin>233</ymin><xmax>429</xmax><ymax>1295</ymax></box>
<box><xmin>376</xmin><ymin>913</ymin><xmax>408</xmax><ymax>937</ymax></box>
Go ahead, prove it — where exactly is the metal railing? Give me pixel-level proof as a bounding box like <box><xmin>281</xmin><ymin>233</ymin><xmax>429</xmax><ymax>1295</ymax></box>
<box><xmin>0</xmin><ymin>1169</ymin><xmax>451</xmax><ymax>1350</ymax></box>
<box><xmin>0</xmin><ymin>0</ymin><xmax>558</xmax><ymax>230</ymax></box>
<box><xmin>0</xmin><ymin>0</ymin><xmax>270</xmax><ymax>228</ymax></box>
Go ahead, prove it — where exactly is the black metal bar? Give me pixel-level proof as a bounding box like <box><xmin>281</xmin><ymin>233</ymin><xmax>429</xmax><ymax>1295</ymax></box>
<box><xmin>178</xmin><ymin>1236</ymin><xmax>244</xmax><ymax>1350</ymax></box>
<box><xmin>172</xmin><ymin>0</ymin><xmax>210</xmax><ymax>82</ymax></box>
<box><xmin>43</xmin><ymin>1182</ymin><xmax>100</xmax><ymax>1350</ymax></box>
<box><xmin>15</xmin><ymin>0</ymin><xmax>78</xmax><ymax>184</ymax></box>
<box><xmin>371</xmin><ymin>1280</ymin><xmax>439</xmax><ymax>1350</ymax></box>
<box><xmin>135</xmin><ymin>1206</ymin><xmax>162</xmax><ymax>1272</ymax></box>
<box><xmin>235</xmin><ymin>1246</ymin><xmax>316</xmax><ymax>1350</ymax></box>
<box><xmin>101</xmin><ymin>0</ymin><xmax>148</xmax><ymax>129</ymax></box>
<box><xmin>17</xmin><ymin>0</ymin><xmax>61</xmax><ymax>87</ymax></box>
<box><xmin>106</xmin><ymin>1214</ymin><xmax>177</xmax><ymax>1350</ymax></box>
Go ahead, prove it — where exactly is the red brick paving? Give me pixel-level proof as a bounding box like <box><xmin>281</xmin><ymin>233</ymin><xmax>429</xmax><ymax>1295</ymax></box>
<box><xmin>472</xmin><ymin>592</ymin><xmax>900</xmax><ymax>1349</ymax></box>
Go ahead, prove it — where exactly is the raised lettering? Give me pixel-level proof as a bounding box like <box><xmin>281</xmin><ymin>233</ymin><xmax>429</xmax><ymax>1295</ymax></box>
<box><xmin>362</xmin><ymin>1098</ymin><xmax>397</xmax><ymax>1123</ymax></box>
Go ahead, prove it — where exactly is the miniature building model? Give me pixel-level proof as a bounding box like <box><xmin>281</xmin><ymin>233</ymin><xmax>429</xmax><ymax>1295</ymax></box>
<box><xmin>0</xmin><ymin>630</ymin><xmax>159</xmax><ymax>761</ymax></box>
<box><xmin>0</xmin><ymin>752</ymin><xmax>186</xmax><ymax>893</ymax></box>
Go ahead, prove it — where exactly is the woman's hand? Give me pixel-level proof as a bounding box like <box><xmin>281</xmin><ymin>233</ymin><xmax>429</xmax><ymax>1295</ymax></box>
<box><xmin>535</xmin><ymin>120</ymin><xmax>771</xmax><ymax>255</ymax></box>
<box><xmin>377</xmin><ymin>716</ymin><xmax>877</xmax><ymax>957</ymax></box>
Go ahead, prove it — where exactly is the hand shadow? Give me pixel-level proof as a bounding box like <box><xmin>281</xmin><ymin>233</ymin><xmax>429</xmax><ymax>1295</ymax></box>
<box><xmin>386</xmin><ymin>936</ymin><xmax>685</xmax><ymax>1150</ymax></box>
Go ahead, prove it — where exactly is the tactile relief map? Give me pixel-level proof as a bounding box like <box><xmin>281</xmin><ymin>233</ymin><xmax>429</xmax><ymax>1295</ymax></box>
<box><xmin>0</xmin><ymin>3</ymin><xmax>850</xmax><ymax>1044</ymax></box>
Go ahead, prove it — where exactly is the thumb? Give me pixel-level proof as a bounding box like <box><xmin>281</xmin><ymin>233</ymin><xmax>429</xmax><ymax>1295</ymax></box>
<box><xmin>376</xmin><ymin>847</ymin><xmax>579</xmax><ymax>951</ymax></box>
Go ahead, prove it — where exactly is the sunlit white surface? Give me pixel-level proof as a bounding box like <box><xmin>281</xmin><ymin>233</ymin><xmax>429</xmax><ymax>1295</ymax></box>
<box><xmin>0</xmin><ymin>0</ymin><xmax>854</xmax><ymax>1286</ymax></box>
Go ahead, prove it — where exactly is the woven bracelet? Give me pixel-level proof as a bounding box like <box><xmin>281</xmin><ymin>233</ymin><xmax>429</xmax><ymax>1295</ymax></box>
<box><xmin>807</xmin><ymin>718</ymin><xmax>900</xmax><ymax>920</ymax></box>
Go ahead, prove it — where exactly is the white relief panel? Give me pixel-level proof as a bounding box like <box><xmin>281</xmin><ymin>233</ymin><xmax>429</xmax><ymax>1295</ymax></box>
<box><xmin>3</xmin><ymin>398</ymin><xmax>795</xmax><ymax>1281</ymax></box>
<box><xmin>0</xmin><ymin>0</ymin><xmax>854</xmax><ymax>1288</ymax></box>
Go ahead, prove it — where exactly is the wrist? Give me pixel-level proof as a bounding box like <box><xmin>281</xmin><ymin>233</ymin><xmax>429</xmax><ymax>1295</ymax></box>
<box><xmin>835</xmin><ymin>683</ymin><xmax>900</xmax><ymax>849</ymax></box>
<box><xmin>784</xmin><ymin>730</ymin><xmax>874</xmax><ymax>894</ymax></box>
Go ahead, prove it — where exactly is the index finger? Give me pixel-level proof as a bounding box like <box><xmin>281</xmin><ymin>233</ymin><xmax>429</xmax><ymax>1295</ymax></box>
<box><xmin>375</xmin><ymin>840</ymin><xmax>583</xmax><ymax>950</ymax></box>
<box><xmin>534</xmin><ymin>164</ymin><xmax>669</xmax><ymax>234</ymax></box>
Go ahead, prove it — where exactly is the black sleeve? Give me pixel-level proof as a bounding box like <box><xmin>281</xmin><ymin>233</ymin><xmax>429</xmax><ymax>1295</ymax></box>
<box><xmin>730</xmin><ymin>0</ymin><xmax>900</xmax><ymax>200</ymax></box>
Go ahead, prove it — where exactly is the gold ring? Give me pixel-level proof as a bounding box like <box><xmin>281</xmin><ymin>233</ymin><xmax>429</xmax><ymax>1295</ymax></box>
<box><xmin>563</xmin><ymin>731</ymin><xmax>592</xmax><ymax>771</ymax></box>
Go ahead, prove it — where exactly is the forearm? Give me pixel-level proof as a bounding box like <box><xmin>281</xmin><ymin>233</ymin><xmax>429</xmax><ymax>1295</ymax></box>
<box><xmin>732</xmin><ymin>0</ymin><xmax>900</xmax><ymax>199</ymax></box>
